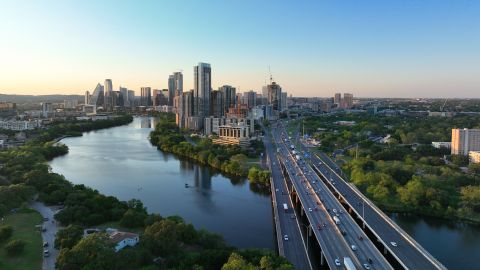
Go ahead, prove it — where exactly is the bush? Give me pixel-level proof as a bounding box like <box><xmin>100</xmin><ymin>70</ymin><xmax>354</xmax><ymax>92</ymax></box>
<box><xmin>5</xmin><ymin>239</ymin><xmax>25</xmax><ymax>256</ymax></box>
<box><xmin>0</xmin><ymin>225</ymin><xmax>13</xmax><ymax>242</ymax></box>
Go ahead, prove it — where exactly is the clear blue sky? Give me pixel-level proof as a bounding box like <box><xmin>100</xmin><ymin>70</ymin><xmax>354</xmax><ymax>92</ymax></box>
<box><xmin>0</xmin><ymin>0</ymin><xmax>479</xmax><ymax>97</ymax></box>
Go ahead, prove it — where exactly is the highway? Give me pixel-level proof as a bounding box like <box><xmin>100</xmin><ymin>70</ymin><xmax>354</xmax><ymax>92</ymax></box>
<box><xmin>273</xmin><ymin>123</ymin><xmax>393</xmax><ymax>270</ymax></box>
<box><xmin>263</xmin><ymin>133</ymin><xmax>312</xmax><ymax>270</ymax></box>
<box><xmin>290</xmin><ymin>121</ymin><xmax>447</xmax><ymax>270</ymax></box>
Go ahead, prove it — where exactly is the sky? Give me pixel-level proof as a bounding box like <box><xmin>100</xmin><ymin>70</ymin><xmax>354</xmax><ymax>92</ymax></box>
<box><xmin>0</xmin><ymin>0</ymin><xmax>479</xmax><ymax>98</ymax></box>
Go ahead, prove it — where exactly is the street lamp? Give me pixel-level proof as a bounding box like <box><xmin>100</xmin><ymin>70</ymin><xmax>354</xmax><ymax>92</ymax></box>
<box><xmin>300</xmin><ymin>223</ymin><xmax>311</xmax><ymax>253</ymax></box>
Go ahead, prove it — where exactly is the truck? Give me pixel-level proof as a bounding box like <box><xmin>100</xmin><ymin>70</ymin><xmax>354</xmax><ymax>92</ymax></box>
<box><xmin>343</xmin><ymin>257</ymin><xmax>356</xmax><ymax>270</ymax></box>
<box><xmin>333</xmin><ymin>216</ymin><xmax>340</xmax><ymax>225</ymax></box>
<box><xmin>283</xmin><ymin>203</ymin><xmax>288</xmax><ymax>212</ymax></box>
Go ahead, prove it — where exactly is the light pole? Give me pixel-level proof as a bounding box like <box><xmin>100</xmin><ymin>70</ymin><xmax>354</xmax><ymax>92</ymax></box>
<box><xmin>300</xmin><ymin>223</ymin><xmax>311</xmax><ymax>253</ymax></box>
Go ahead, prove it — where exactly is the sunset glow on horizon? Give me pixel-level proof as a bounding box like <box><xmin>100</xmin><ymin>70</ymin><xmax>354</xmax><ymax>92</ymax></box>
<box><xmin>1</xmin><ymin>0</ymin><xmax>479</xmax><ymax>98</ymax></box>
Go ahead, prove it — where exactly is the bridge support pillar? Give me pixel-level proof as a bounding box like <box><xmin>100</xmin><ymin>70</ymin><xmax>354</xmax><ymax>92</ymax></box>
<box><xmin>320</xmin><ymin>251</ymin><xmax>325</xmax><ymax>266</ymax></box>
<box><xmin>384</xmin><ymin>246</ymin><xmax>387</xmax><ymax>254</ymax></box>
<box><xmin>301</xmin><ymin>207</ymin><xmax>304</xmax><ymax>216</ymax></box>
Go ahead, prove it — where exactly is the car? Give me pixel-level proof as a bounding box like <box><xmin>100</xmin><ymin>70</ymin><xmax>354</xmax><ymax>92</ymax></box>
<box><xmin>358</xmin><ymin>235</ymin><xmax>364</xmax><ymax>241</ymax></box>
<box><xmin>308</xmin><ymin>208</ymin><xmax>312</xmax><ymax>212</ymax></box>
<box><xmin>335</xmin><ymin>258</ymin><xmax>341</xmax><ymax>266</ymax></box>
<box><xmin>390</xmin><ymin>241</ymin><xmax>398</xmax><ymax>247</ymax></box>
<box><xmin>323</xmin><ymin>222</ymin><xmax>327</xmax><ymax>227</ymax></box>
<box><xmin>43</xmin><ymin>249</ymin><xmax>50</xmax><ymax>257</ymax></box>
<box><xmin>340</xmin><ymin>209</ymin><xmax>344</xmax><ymax>214</ymax></box>
<box><xmin>43</xmin><ymin>241</ymin><xmax>48</xmax><ymax>247</ymax></box>
<box><xmin>312</xmin><ymin>181</ymin><xmax>316</xmax><ymax>184</ymax></box>
<box><xmin>42</xmin><ymin>227</ymin><xmax>46</xmax><ymax>232</ymax></box>
<box><xmin>43</xmin><ymin>217</ymin><xmax>49</xmax><ymax>221</ymax></box>
<box><xmin>341</xmin><ymin>230</ymin><xmax>347</xmax><ymax>236</ymax></box>
<box><xmin>317</xmin><ymin>224</ymin><xmax>322</xmax><ymax>230</ymax></box>
<box><xmin>284</xmin><ymin>235</ymin><xmax>289</xmax><ymax>241</ymax></box>
<box><xmin>275</xmin><ymin>189</ymin><xmax>279</xmax><ymax>192</ymax></box>
<box><xmin>363</xmin><ymin>264</ymin><xmax>371</xmax><ymax>270</ymax></box>
<box><xmin>332</xmin><ymin>209</ymin><xmax>337</xmax><ymax>214</ymax></box>
<box><xmin>367</xmin><ymin>258</ymin><xmax>373</xmax><ymax>264</ymax></box>
<box><xmin>351</xmin><ymin>244</ymin><xmax>357</xmax><ymax>251</ymax></box>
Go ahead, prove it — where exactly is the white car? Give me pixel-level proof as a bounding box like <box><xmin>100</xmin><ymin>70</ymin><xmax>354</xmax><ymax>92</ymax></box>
<box><xmin>363</xmin><ymin>264</ymin><xmax>371</xmax><ymax>270</ymax></box>
<box><xmin>284</xmin><ymin>235</ymin><xmax>289</xmax><ymax>241</ymax></box>
<box><xmin>351</xmin><ymin>244</ymin><xmax>357</xmax><ymax>251</ymax></box>
<box><xmin>335</xmin><ymin>258</ymin><xmax>341</xmax><ymax>266</ymax></box>
<box><xmin>390</xmin><ymin>241</ymin><xmax>398</xmax><ymax>247</ymax></box>
<box><xmin>308</xmin><ymin>208</ymin><xmax>312</xmax><ymax>212</ymax></box>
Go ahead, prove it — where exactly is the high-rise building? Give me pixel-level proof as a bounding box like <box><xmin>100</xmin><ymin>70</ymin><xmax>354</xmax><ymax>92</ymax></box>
<box><xmin>84</xmin><ymin>91</ymin><xmax>91</xmax><ymax>105</ymax></box>
<box><xmin>173</xmin><ymin>71</ymin><xmax>183</xmax><ymax>97</ymax></box>
<box><xmin>451</xmin><ymin>128</ymin><xmax>480</xmax><ymax>155</ymax></box>
<box><xmin>267</xmin><ymin>81</ymin><xmax>282</xmax><ymax>111</ymax></box>
<box><xmin>127</xmin><ymin>90</ymin><xmax>135</xmax><ymax>107</ymax></box>
<box><xmin>245</xmin><ymin>90</ymin><xmax>257</xmax><ymax>109</ymax></box>
<box><xmin>194</xmin><ymin>62</ymin><xmax>212</xmax><ymax>117</ymax></box>
<box><xmin>343</xmin><ymin>93</ymin><xmax>353</xmax><ymax>109</ymax></box>
<box><xmin>41</xmin><ymin>102</ymin><xmax>53</xmax><ymax>118</ymax></box>
<box><xmin>119</xmin><ymin>87</ymin><xmax>129</xmax><ymax>107</ymax></box>
<box><xmin>219</xmin><ymin>85</ymin><xmax>236</xmax><ymax>113</ymax></box>
<box><xmin>168</xmin><ymin>75</ymin><xmax>175</xmax><ymax>106</ymax></box>
<box><xmin>153</xmin><ymin>89</ymin><xmax>168</xmax><ymax>106</ymax></box>
<box><xmin>334</xmin><ymin>93</ymin><xmax>341</xmax><ymax>105</ymax></box>
<box><xmin>140</xmin><ymin>87</ymin><xmax>152</xmax><ymax>106</ymax></box>
<box><xmin>281</xmin><ymin>92</ymin><xmax>288</xmax><ymax>111</ymax></box>
<box><xmin>88</xmin><ymin>83</ymin><xmax>104</xmax><ymax>108</ymax></box>
<box><xmin>210</xmin><ymin>90</ymin><xmax>225</xmax><ymax>117</ymax></box>
<box><xmin>104</xmin><ymin>79</ymin><xmax>113</xmax><ymax>111</ymax></box>
<box><xmin>64</xmin><ymin>99</ymin><xmax>78</xmax><ymax>109</ymax></box>
<box><xmin>175</xmin><ymin>90</ymin><xmax>194</xmax><ymax>128</ymax></box>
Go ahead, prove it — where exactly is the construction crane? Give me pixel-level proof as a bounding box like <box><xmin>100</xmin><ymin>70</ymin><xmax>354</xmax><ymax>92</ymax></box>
<box><xmin>440</xmin><ymin>98</ymin><xmax>448</xmax><ymax>111</ymax></box>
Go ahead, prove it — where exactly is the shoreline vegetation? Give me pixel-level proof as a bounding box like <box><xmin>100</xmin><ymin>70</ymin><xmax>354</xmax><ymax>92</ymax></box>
<box><xmin>296</xmin><ymin>113</ymin><xmax>480</xmax><ymax>225</ymax></box>
<box><xmin>149</xmin><ymin>113</ymin><xmax>272</xmax><ymax>188</ymax></box>
<box><xmin>0</xmin><ymin>114</ymin><xmax>292</xmax><ymax>269</ymax></box>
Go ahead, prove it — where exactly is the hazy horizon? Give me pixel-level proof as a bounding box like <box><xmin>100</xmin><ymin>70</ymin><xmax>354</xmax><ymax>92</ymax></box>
<box><xmin>1</xmin><ymin>0</ymin><xmax>479</xmax><ymax>98</ymax></box>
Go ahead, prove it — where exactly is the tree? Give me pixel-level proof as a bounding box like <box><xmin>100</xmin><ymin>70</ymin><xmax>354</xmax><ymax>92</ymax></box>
<box><xmin>221</xmin><ymin>252</ymin><xmax>255</xmax><ymax>270</ymax></box>
<box><xmin>460</xmin><ymin>186</ymin><xmax>480</xmax><ymax>212</ymax></box>
<box><xmin>54</xmin><ymin>224</ymin><xmax>83</xmax><ymax>249</ymax></box>
<box><xmin>142</xmin><ymin>220</ymin><xmax>178</xmax><ymax>256</ymax></box>
<box><xmin>120</xmin><ymin>209</ymin><xmax>147</xmax><ymax>228</ymax></box>
<box><xmin>56</xmin><ymin>233</ymin><xmax>116</xmax><ymax>270</ymax></box>
<box><xmin>468</xmin><ymin>163</ymin><xmax>480</xmax><ymax>175</ymax></box>
<box><xmin>397</xmin><ymin>177</ymin><xmax>426</xmax><ymax>208</ymax></box>
<box><xmin>0</xmin><ymin>225</ymin><xmax>13</xmax><ymax>242</ymax></box>
<box><xmin>4</xmin><ymin>239</ymin><xmax>25</xmax><ymax>256</ymax></box>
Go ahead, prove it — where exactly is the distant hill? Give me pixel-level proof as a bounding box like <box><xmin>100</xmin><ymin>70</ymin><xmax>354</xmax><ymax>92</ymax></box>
<box><xmin>0</xmin><ymin>94</ymin><xmax>83</xmax><ymax>104</ymax></box>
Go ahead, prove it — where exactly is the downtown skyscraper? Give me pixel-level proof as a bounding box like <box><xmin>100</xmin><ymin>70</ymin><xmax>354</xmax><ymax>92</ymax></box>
<box><xmin>104</xmin><ymin>79</ymin><xmax>113</xmax><ymax>111</ymax></box>
<box><xmin>193</xmin><ymin>63</ymin><xmax>211</xmax><ymax>117</ymax></box>
<box><xmin>168</xmin><ymin>71</ymin><xmax>183</xmax><ymax>106</ymax></box>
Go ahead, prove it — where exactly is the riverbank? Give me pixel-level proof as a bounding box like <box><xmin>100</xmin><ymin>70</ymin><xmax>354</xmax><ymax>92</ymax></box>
<box><xmin>149</xmin><ymin>113</ymin><xmax>271</xmax><ymax>185</ymax></box>
<box><xmin>1</xmin><ymin>115</ymin><xmax>289</xmax><ymax>269</ymax></box>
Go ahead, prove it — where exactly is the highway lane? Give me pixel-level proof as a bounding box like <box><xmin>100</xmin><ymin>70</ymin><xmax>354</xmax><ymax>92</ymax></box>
<box><xmin>300</xmin><ymin>139</ymin><xmax>446</xmax><ymax>270</ymax></box>
<box><xmin>263</xmin><ymin>131</ymin><xmax>312</xmax><ymax>270</ymax></box>
<box><xmin>275</xmin><ymin>126</ymin><xmax>393</xmax><ymax>270</ymax></box>
<box><xmin>273</xmin><ymin>127</ymin><xmax>363</xmax><ymax>270</ymax></box>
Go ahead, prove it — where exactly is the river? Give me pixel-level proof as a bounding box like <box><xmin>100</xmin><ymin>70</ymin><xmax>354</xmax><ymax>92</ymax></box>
<box><xmin>49</xmin><ymin>117</ymin><xmax>480</xmax><ymax>269</ymax></box>
<box><xmin>49</xmin><ymin>117</ymin><xmax>274</xmax><ymax>249</ymax></box>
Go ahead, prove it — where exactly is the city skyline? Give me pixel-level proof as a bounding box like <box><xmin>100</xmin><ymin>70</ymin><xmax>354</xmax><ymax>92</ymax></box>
<box><xmin>1</xmin><ymin>0</ymin><xmax>479</xmax><ymax>98</ymax></box>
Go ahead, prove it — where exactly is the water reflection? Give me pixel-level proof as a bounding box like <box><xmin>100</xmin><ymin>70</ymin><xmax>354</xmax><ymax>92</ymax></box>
<box><xmin>49</xmin><ymin>117</ymin><xmax>274</xmax><ymax>249</ymax></box>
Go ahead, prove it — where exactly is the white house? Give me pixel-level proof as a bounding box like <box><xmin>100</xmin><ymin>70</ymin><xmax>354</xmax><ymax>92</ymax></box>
<box><xmin>109</xmin><ymin>231</ymin><xmax>140</xmax><ymax>252</ymax></box>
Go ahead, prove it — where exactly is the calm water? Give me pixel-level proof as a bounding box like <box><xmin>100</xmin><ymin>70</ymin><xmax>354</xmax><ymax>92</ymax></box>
<box><xmin>49</xmin><ymin>117</ymin><xmax>274</xmax><ymax>249</ymax></box>
<box><xmin>390</xmin><ymin>213</ymin><xmax>480</xmax><ymax>270</ymax></box>
<box><xmin>49</xmin><ymin>117</ymin><xmax>480</xmax><ymax>268</ymax></box>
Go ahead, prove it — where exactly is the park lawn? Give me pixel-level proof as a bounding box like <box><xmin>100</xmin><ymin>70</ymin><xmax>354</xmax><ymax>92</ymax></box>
<box><xmin>0</xmin><ymin>209</ymin><xmax>43</xmax><ymax>270</ymax></box>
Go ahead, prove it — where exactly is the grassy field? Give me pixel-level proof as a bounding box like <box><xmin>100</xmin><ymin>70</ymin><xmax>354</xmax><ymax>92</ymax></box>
<box><xmin>0</xmin><ymin>209</ymin><xmax>43</xmax><ymax>270</ymax></box>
